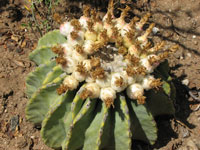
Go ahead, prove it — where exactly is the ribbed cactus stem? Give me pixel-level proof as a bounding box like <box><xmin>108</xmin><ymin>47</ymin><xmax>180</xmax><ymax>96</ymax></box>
<box><xmin>26</xmin><ymin>1</ymin><xmax>177</xmax><ymax>149</ymax></box>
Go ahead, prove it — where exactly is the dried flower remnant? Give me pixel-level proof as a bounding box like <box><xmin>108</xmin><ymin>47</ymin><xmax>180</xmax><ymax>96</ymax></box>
<box><xmin>70</xmin><ymin>31</ymin><xmax>79</xmax><ymax>40</ymax></box>
<box><xmin>80</xmin><ymin>89</ymin><xmax>92</xmax><ymax>100</ymax></box>
<box><xmin>70</xmin><ymin>19</ymin><xmax>82</xmax><ymax>31</ymax></box>
<box><xmin>90</xmin><ymin>56</ymin><xmax>101</xmax><ymax>68</ymax></box>
<box><xmin>75</xmin><ymin>45</ymin><xmax>84</xmax><ymax>54</ymax></box>
<box><xmin>51</xmin><ymin>45</ymin><xmax>64</xmax><ymax>56</ymax></box>
<box><xmin>91</xmin><ymin>67</ymin><xmax>105</xmax><ymax>79</ymax></box>
<box><xmin>150</xmin><ymin>78</ymin><xmax>162</xmax><ymax>90</ymax></box>
<box><xmin>76</xmin><ymin>62</ymin><xmax>87</xmax><ymax>75</ymax></box>
<box><xmin>56</xmin><ymin>56</ymin><xmax>67</xmax><ymax>66</ymax></box>
<box><xmin>57</xmin><ymin>84</ymin><xmax>68</xmax><ymax>95</ymax></box>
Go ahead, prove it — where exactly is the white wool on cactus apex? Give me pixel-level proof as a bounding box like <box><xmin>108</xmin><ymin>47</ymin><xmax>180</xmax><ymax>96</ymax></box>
<box><xmin>84</xmin><ymin>31</ymin><xmax>97</xmax><ymax>41</ymax></box>
<box><xmin>83</xmin><ymin>40</ymin><xmax>94</xmax><ymax>54</ymax></box>
<box><xmin>82</xmin><ymin>59</ymin><xmax>92</xmax><ymax>71</ymax></box>
<box><xmin>67</xmin><ymin>30</ymin><xmax>85</xmax><ymax>46</ymax></box>
<box><xmin>140</xmin><ymin>57</ymin><xmax>154</xmax><ymax>73</ymax></box>
<box><xmin>54</xmin><ymin>4</ymin><xmax>177</xmax><ymax>105</ymax></box>
<box><xmin>60</xmin><ymin>21</ymin><xmax>74</xmax><ymax>36</ymax></box>
<box><xmin>63</xmin><ymin>56</ymin><xmax>77</xmax><ymax>74</ymax></box>
<box><xmin>79</xmin><ymin>16</ymin><xmax>89</xmax><ymax>29</ymax></box>
<box><xmin>62</xmin><ymin>43</ymin><xmax>73</xmax><ymax>56</ymax></box>
<box><xmin>72</xmin><ymin>50</ymin><xmax>87</xmax><ymax>63</ymax></box>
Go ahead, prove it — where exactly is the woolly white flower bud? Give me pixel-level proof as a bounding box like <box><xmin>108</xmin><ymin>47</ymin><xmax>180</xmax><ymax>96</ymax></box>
<box><xmin>126</xmin><ymin>83</ymin><xmax>144</xmax><ymax>100</ymax></box>
<box><xmin>83</xmin><ymin>40</ymin><xmax>94</xmax><ymax>54</ymax></box>
<box><xmin>72</xmin><ymin>50</ymin><xmax>87</xmax><ymax>63</ymax></box>
<box><xmin>103</xmin><ymin>23</ymin><xmax>114</xmax><ymax>41</ymax></box>
<box><xmin>67</xmin><ymin>30</ymin><xmax>85</xmax><ymax>46</ymax></box>
<box><xmin>85</xmin><ymin>83</ymin><xmax>100</xmax><ymax>99</ymax></box>
<box><xmin>140</xmin><ymin>57</ymin><xmax>153</xmax><ymax>73</ymax></box>
<box><xmin>82</xmin><ymin>59</ymin><xmax>92</xmax><ymax>71</ymax></box>
<box><xmin>96</xmin><ymin>73</ymin><xmax>111</xmax><ymax>88</ymax></box>
<box><xmin>120</xmin><ymin>24</ymin><xmax>131</xmax><ymax>37</ymax></box>
<box><xmin>111</xmin><ymin>72</ymin><xmax>127</xmax><ymax>92</ymax></box>
<box><xmin>62</xmin><ymin>43</ymin><xmax>73</xmax><ymax>56</ymax></box>
<box><xmin>63</xmin><ymin>56</ymin><xmax>77</xmax><ymax>74</ymax></box>
<box><xmin>115</xmin><ymin>18</ymin><xmax>126</xmax><ymax>30</ymax></box>
<box><xmin>128</xmin><ymin>44</ymin><xmax>140</xmax><ymax>57</ymax></box>
<box><xmin>142</xmin><ymin>75</ymin><xmax>155</xmax><ymax>90</ymax></box>
<box><xmin>122</xmin><ymin>71</ymin><xmax>136</xmax><ymax>85</ymax></box>
<box><xmin>63</xmin><ymin>75</ymin><xmax>79</xmax><ymax>90</ymax></box>
<box><xmin>137</xmin><ymin>35</ymin><xmax>148</xmax><ymax>47</ymax></box>
<box><xmin>123</xmin><ymin>36</ymin><xmax>133</xmax><ymax>48</ymax></box>
<box><xmin>85</xmin><ymin>76</ymin><xmax>95</xmax><ymax>83</ymax></box>
<box><xmin>72</xmin><ymin>71</ymin><xmax>86</xmax><ymax>82</ymax></box>
<box><xmin>79</xmin><ymin>16</ymin><xmax>89</xmax><ymax>29</ymax></box>
<box><xmin>100</xmin><ymin>87</ymin><xmax>116</xmax><ymax>107</ymax></box>
<box><xmin>84</xmin><ymin>31</ymin><xmax>97</xmax><ymax>41</ymax></box>
<box><xmin>93</xmin><ymin>22</ymin><xmax>103</xmax><ymax>32</ymax></box>
<box><xmin>147</xmin><ymin>54</ymin><xmax>160</xmax><ymax>69</ymax></box>
<box><xmin>60</xmin><ymin>21</ymin><xmax>74</xmax><ymax>36</ymax></box>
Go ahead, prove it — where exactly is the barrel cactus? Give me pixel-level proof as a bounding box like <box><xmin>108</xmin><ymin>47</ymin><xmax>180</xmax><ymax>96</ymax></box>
<box><xmin>26</xmin><ymin>1</ymin><xmax>177</xmax><ymax>149</ymax></box>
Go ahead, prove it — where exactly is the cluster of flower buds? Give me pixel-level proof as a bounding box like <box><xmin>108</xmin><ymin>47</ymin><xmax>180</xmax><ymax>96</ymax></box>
<box><xmin>54</xmin><ymin>0</ymin><xmax>178</xmax><ymax>108</ymax></box>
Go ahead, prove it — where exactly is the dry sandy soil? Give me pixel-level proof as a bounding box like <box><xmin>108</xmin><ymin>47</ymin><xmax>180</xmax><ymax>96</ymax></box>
<box><xmin>0</xmin><ymin>0</ymin><xmax>200</xmax><ymax>150</ymax></box>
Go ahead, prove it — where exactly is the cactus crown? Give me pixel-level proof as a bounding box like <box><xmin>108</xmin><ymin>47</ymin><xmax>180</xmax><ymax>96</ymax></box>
<box><xmin>26</xmin><ymin>1</ymin><xmax>177</xmax><ymax>149</ymax></box>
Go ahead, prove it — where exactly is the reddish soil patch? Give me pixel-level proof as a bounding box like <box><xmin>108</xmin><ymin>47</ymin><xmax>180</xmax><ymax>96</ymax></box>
<box><xmin>0</xmin><ymin>0</ymin><xmax>199</xmax><ymax>150</ymax></box>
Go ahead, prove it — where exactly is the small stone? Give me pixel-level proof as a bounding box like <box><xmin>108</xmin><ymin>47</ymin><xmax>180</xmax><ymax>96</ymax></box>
<box><xmin>182</xmin><ymin>128</ymin><xmax>190</xmax><ymax>138</ymax></box>
<box><xmin>182</xmin><ymin>79</ymin><xmax>189</xmax><ymax>86</ymax></box>
<box><xmin>30</xmin><ymin>136</ymin><xmax>35</xmax><ymax>139</ymax></box>
<box><xmin>192</xmin><ymin>35</ymin><xmax>196</xmax><ymax>39</ymax></box>
<box><xmin>187</xmin><ymin>53</ymin><xmax>192</xmax><ymax>57</ymax></box>
<box><xmin>11</xmin><ymin>35</ymin><xmax>19</xmax><ymax>42</ymax></box>
<box><xmin>152</xmin><ymin>27</ymin><xmax>159</xmax><ymax>34</ymax></box>
<box><xmin>10</xmin><ymin>115</ymin><xmax>19</xmax><ymax>131</ymax></box>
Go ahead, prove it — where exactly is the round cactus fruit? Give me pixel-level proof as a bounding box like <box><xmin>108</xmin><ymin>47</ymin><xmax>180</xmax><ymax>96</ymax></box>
<box><xmin>26</xmin><ymin>1</ymin><xmax>177</xmax><ymax>149</ymax></box>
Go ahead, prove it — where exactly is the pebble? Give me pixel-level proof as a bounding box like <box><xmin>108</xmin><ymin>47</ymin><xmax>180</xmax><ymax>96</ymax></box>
<box><xmin>10</xmin><ymin>115</ymin><xmax>19</xmax><ymax>131</ymax></box>
<box><xmin>180</xmin><ymin>56</ymin><xmax>184</xmax><ymax>60</ymax></box>
<box><xmin>187</xmin><ymin>53</ymin><xmax>192</xmax><ymax>57</ymax></box>
<box><xmin>152</xmin><ymin>27</ymin><xmax>159</xmax><ymax>34</ymax></box>
<box><xmin>30</xmin><ymin>136</ymin><xmax>35</xmax><ymax>139</ymax></box>
<box><xmin>182</xmin><ymin>128</ymin><xmax>190</xmax><ymax>138</ymax></box>
<box><xmin>192</xmin><ymin>35</ymin><xmax>196</xmax><ymax>39</ymax></box>
<box><xmin>182</xmin><ymin>79</ymin><xmax>189</xmax><ymax>86</ymax></box>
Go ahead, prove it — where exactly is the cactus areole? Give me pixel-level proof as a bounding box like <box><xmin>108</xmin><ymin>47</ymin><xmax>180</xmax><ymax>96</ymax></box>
<box><xmin>26</xmin><ymin>1</ymin><xmax>177</xmax><ymax>149</ymax></box>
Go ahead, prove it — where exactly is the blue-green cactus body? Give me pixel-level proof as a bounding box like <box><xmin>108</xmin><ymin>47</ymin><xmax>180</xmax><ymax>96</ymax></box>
<box><xmin>26</xmin><ymin>25</ymin><xmax>175</xmax><ymax>149</ymax></box>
